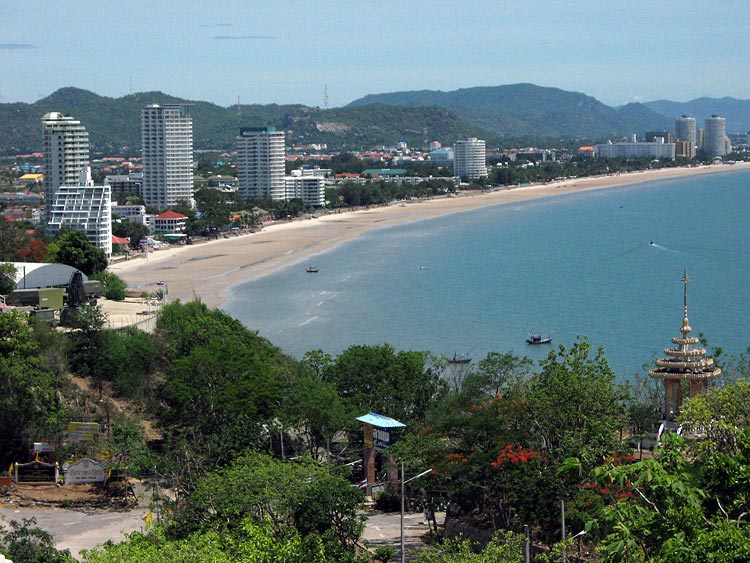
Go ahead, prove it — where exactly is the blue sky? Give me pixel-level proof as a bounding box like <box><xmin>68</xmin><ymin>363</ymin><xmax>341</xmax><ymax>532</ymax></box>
<box><xmin>2</xmin><ymin>1</ymin><xmax>748</xmax><ymax>108</ymax></box>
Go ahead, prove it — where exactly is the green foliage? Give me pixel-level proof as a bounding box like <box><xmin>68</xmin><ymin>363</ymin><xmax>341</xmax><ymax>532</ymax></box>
<box><xmin>112</xmin><ymin>221</ymin><xmax>149</xmax><ymax>249</ymax></box>
<box><xmin>0</xmin><ymin>261</ymin><xmax>17</xmax><ymax>294</ymax></box>
<box><xmin>90</xmin><ymin>272</ymin><xmax>127</xmax><ymax>301</ymax></box>
<box><xmin>412</xmin><ymin>530</ymin><xmax>525</xmax><ymax>563</ymax></box>
<box><xmin>49</xmin><ymin>230</ymin><xmax>108</xmax><ymax>275</ymax></box>
<box><xmin>0</xmin><ymin>311</ymin><xmax>66</xmax><ymax>465</ymax></box>
<box><xmin>0</xmin><ymin>517</ymin><xmax>75</xmax><ymax>563</ymax></box>
<box><xmin>322</xmin><ymin>344</ymin><xmax>445</xmax><ymax>425</ymax></box>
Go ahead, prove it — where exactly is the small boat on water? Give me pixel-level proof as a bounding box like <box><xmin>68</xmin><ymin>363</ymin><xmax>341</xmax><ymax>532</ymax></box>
<box><xmin>306</xmin><ymin>266</ymin><xmax>319</xmax><ymax>273</ymax></box>
<box><xmin>527</xmin><ymin>334</ymin><xmax>553</xmax><ymax>345</ymax></box>
<box><xmin>448</xmin><ymin>352</ymin><xmax>472</xmax><ymax>364</ymax></box>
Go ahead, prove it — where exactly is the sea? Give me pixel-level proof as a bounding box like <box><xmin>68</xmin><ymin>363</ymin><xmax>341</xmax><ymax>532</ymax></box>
<box><xmin>224</xmin><ymin>168</ymin><xmax>750</xmax><ymax>381</ymax></box>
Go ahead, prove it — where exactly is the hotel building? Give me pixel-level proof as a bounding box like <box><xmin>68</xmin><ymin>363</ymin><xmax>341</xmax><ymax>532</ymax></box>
<box><xmin>46</xmin><ymin>167</ymin><xmax>112</xmax><ymax>257</ymax></box>
<box><xmin>454</xmin><ymin>138</ymin><xmax>488</xmax><ymax>180</ymax></box>
<box><xmin>704</xmin><ymin>115</ymin><xmax>728</xmax><ymax>157</ymax></box>
<box><xmin>594</xmin><ymin>139</ymin><xmax>676</xmax><ymax>160</ymax></box>
<box><xmin>141</xmin><ymin>104</ymin><xmax>194</xmax><ymax>210</ymax></box>
<box><xmin>237</xmin><ymin>127</ymin><xmax>286</xmax><ymax>200</ymax></box>
<box><xmin>42</xmin><ymin>112</ymin><xmax>90</xmax><ymax>211</ymax></box>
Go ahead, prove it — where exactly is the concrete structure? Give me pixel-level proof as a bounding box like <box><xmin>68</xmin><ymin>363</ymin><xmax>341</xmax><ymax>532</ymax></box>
<box><xmin>704</xmin><ymin>115</ymin><xmax>728</xmax><ymax>157</ymax></box>
<box><xmin>649</xmin><ymin>270</ymin><xmax>721</xmax><ymax>422</ymax></box>
<box><xmin>236</xmin><ymin>127</ymin><xmax>286</xmax><ymax>200</ymax></box>
<box><xmin>645</xmin><ymin>131</ymin><xmax>673</xmax><ymax>143</ymax></box>
<box><xmin>594</xmin><ymin>139</ymin><xmax>676</xmax><ymax>160</ymax></box>
<box><xmin>112</xmin><ymin>203</ymin><xmax>148</xmax><ymax>225</ymax></box>
<box><xmin>42</xmin><ymin>112</ymin><xmax>90</xmax><ymax>211</ymax></box>
<box><xmin>141</xmin><ymin>104</ymin><xmax>194</xmax><ymax>210</ymax></box>
<box><xmin>428</xmin><ymin>148</ymin><xmax>454</xmax><ymax>165</ymax></box>
<box><xmin>454</xmin><ymin>138</ymin><xmax>487</xmax><ymax>179</ymax></box>
<box><xmin>675</xmin><ymin>116</ymin><xmax>697</xmax><ymax>158</ymax></box>
<box><xmin>46</xmin><ymin>168</ymin><xmax>112</xmax><ymax>256</ymax></box>
<box><xmin>104</xmin><ymin>174</ymin><xmax>142</xmax><ymax>201</ymax></box>
<box><xmin>153</xmin><ymin>210</ymin><xmax>188</xmax><ymax>234</ymax></box>
<box><xmin>285</xmin><ymin>171</ymin><xmax>325</xmax><ymax>206</ymax></box>
<box><xmin>675</xmin><ymin>140</ymin><xmax>696</xmax><ymax>159</ymax></box>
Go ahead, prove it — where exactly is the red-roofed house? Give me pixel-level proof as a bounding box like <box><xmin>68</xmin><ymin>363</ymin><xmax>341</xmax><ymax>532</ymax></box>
<box><xmin>154</xmin><ymin>210</ymin><xmax>188</xmax><ymax>234</ymax></box>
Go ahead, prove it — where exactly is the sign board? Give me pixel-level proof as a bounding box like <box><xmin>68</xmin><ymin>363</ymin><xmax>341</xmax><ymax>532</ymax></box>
<box><xmin>67</xmin><ymin>422</ymin><xmax>100</xmax><ymax>443</ymax></box>
<box><xmin>15</xmin><ymin>461</ymin><xmax>57</xmax><ymax>483</ymax></box>
<box><xmin>65</xmin><ymin>458</ymin><xmax>106</xmax><ymax>484</ymax></box>
<box><xmin>33</xmin><ymin>442</ymin><xmax>55</xmax><ymax>454</ymax></box>
<box><xmin>373</xmin><ymin>426</ymin><xmax>392</xmax><ymax>452</ymax></box>
<box><xmin>363</xmin><ymin>423</ymin><xmax>374</xmax><ymax>449</ymax></box>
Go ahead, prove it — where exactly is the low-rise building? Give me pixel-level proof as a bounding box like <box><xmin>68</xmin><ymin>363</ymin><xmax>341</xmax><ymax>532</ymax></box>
<box><xmin>594</xmin><ymin>140</ymin><xmax>676</xmax><ymax>160</ymax></box>
<box><xmin>153</xmin><ymin>210</ymin><xmax>188</xmax><ymax>234</ymax></box>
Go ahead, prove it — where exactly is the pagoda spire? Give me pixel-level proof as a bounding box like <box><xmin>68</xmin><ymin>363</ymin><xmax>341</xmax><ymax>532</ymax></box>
<box><xmin>649</xmin><ymin>270</ymin><xmax>721</xmax><ymax>422</ymax></box>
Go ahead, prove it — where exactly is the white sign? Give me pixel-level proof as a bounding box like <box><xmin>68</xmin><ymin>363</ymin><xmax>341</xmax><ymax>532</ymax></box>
<box><xmin>64</xmin><ymin>458</ymin><xmax>106</xmax><ymax>484</ymax></box>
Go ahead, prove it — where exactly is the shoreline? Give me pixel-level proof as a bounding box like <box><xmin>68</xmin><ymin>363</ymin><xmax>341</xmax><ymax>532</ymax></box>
<box><xmin>108</xmin><ymin>162</ymin><xmax>750</xmax><ymax>310</ymax></box>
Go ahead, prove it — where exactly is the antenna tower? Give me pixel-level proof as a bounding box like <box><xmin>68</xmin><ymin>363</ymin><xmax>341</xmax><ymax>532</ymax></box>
<box><xmin>324</xmin><ymin>84</ymin><xmax>328</xmax><ymax>110</ymax></box>
<box><xmin>237</xmin><ymin>95</ymin><xmax>242</xmax><ymax>116</ymax></box>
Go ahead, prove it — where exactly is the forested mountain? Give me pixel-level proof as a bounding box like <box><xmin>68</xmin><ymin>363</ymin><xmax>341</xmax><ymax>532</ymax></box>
<box><xmin>0</xmin><ymin>88</ymin><xmax>494</xmax><ymax>154</ymax></box>
<box><xmin>347</xmin><ymin>83</ymin><xmax>675</xmax><ymax>138</ymax></box>
<box><xmin>643</xmin><ymin>96</ymin><xmax>750</xmax><ymax>132</ymax></box>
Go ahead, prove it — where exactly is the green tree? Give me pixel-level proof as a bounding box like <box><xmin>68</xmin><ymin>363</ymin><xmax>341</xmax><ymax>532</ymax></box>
<box><xmin>49</xmin><ymin>230</ymin><xmax>108</xmax><ymax>275</ymax></box>
<box><xmin>90</xmin><ymin>271</ymin><xmax>127</xmax><ymax>301</ymax></box>
<box><xmin>0</xmin><ymin>518</ymin><xmax>75</xmax><ymax>563</ymax></box>
<box><xmin>0</xmin><ymin>261</ymin><xmax>17</xmax><ymax>295</ymax></box>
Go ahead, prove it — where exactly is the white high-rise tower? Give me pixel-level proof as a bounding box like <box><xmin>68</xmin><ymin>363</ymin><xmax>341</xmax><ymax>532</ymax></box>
<box><xmin>236</xmin><ymin>127</ymin><xmax>286</xmax><ymax>200</ymax></box>
<box><xmin>42</xmin><ymin>112</ymin><xmax>90</xmax><ymax>211</ymax></box>
<box><xmin>704</xmin><ymin>115</ymin><xmax>727</xmax><ymax>157</ymax></box>
<box><xmin>141</xmin><ymin>104</ymin><xmax>194</xmax><ymax>210</ymax></box>
<box><xmin>454</xmin><ymin>138</ymin><xmax>488</xmax><ymax>180</ymax></box>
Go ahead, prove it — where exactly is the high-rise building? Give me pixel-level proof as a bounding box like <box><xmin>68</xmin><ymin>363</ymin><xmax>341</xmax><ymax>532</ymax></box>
<box><xmin>674</xmin><ymin>115</ymin><xmax>697</xmax><ymax>158</ymax></box>
<box><xmin>42</xmin><ymin>112</ymin><xmax>90</xmax><ymax>211</ymax></box>
<box><xmin>704</xmin><ymin>115</ymin><xmax>727</xmax><ymax>157</ymax></box>
<box><xmin>236</xmin><ymin>127</ymin><xmax>286</xmax><ymax>200</ymax></box>
<box><xmin>141</xmin><ymin>104</ymin><xmax>193</xmax><ymax>210</ymax></box>
<box><xmin>47</xmin><ymin>167</ymin><xmax>112</xmax><ymax>257</ymax></box>
<box><xmin>454</xmin><ymin>138</ymin><xmax>487</xmax><ymax>180</ymax></box>
<box><xmin>284</xmin><ymin>171</ymin><xmax>325</xmax><ymax>206</ymax></box>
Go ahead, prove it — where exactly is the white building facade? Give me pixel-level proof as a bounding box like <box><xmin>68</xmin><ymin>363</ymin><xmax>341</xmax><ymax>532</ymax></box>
<box><xmin>594</xmin><ymin>140</ymin><xmax>676</xmax><ymax>160</ymax></box>
<box><xmin>284</xmin><ymin>171</ymin><xmax>325</xmax><ymax>206</ymax></box>
<box><xmin>454</xmin><ymin>138</ymin><xmax>488</xmax><ymax>180</ymax></box>
<box><xmin>42</xmin><ymin>112</ymin><xmax>90</xmax><ymax>211</ymax></box>
<box><xmin>47</xmin><ymin>168</ymin><xmax>112</xmax><ymax>257</ymax></box>
<box><xmin>704</xmin><ymin>115</ymin><xmax>728</xmax><ymax>157</ymax></box>
<box><xmin>236</xmin><ymin>127</ymin><xmax>286</xmax><ymax>200</ymax></box>
<box><xmin>141</xmin><ymin>104</ymin><xmax>194</xmax><ymax>210</ymax></box>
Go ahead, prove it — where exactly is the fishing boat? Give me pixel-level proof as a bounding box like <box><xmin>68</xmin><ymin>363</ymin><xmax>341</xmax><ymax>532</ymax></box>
<box><xmin>306</xmin><ymin>266</ymin><xmax>319</xmax><ymax>273</ymax></box>
<box><xmin>526</xmin><ymin>333</ymin><xmax>553</xmax><ymax>345</ymax></box>
<box><xmin>448</xmin><ymin>352</ymin><xmax>472</xmax><ymax>364</ymax></box>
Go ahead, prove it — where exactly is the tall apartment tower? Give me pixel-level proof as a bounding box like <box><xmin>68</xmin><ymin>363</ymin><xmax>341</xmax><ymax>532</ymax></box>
<box><xmin>42</xmin><ymin>112</ymin><xmax>90</xmax><ymax>211</ymax></box>
<box><xmin>141</xmin><ymin>104</ymin><xmax>194</xmax><ymax>210</ymax></box>
<box><xmin>675</xmin><ymin>116</ymin><xmax>697</xmax><ymax>158</ymax></box>
<box><xmin>236</xmin><ymin>127</ymin><xmax>286</xmax><ymax>200</ymax></box>
<box><xmin>454</xmin><ymin>138</ymin><xmax>488</xmax><ymax>180</ymax></box>
<box><xmin>704</xmin><ymin>115</ymin><xmax>727</xmax><ymax>157</ymax></box>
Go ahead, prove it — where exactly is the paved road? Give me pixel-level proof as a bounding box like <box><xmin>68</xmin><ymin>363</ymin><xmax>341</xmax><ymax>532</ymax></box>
<box><xmin>0</xmin><ymin>505</ymin><xmax>442</xmax><ymax>562</ymax></box>
<box><xmin>0</xmin><ymin>505</ymin><xmax>150</xmax><ymax>560</ymax></box>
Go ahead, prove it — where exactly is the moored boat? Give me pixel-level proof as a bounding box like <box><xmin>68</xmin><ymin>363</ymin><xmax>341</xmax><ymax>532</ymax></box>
<box><xmin>527</xmin><ymin>333</ymin><xmax>553</xmax><ymax>345</ymax></box>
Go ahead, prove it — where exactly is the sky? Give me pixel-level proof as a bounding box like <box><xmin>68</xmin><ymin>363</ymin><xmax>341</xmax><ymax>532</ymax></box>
<box><xmin>2</xmin><ymin>1</ymin><xmax>749</xmax><ymax>109</ymax></box>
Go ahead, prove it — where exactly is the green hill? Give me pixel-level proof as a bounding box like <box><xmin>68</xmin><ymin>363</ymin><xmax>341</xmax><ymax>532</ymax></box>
<box><xmin>0</xmin><ymin>88</ymin><xmax>493</xmax><ymax>155</ymax></box>
<box><xmin>348</xmin><ymin>83</ymin><xmax>674</xmax><ymax>138</ymax></box>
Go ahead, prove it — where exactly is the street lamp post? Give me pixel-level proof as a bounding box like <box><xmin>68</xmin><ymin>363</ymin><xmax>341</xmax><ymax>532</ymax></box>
<box><xmin>400</xmin><ymin>462</ymin><xmax>433</xmax><ymax>563</ymax></box>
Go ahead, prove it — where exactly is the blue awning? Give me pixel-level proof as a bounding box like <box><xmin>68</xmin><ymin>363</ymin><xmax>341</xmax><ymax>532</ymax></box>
<box><xmin>356</xmin><ymin>413</ymin><xmax>405</xmax><ymax>428</ymax></box>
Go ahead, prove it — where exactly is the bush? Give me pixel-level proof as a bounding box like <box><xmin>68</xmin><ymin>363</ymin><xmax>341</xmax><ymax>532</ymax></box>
<box><xmin>374</xmin><ymin>487</ymin><xmax>401</xmax><ymax>512</ymax></box>
<box><xmin>91</xmin><ymin>272</ymin><xmax>127</xmax><ymax>301</ymax></box>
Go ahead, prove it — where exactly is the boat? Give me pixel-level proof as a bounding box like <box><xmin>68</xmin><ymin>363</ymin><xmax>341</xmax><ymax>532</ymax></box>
<box><xmin>526</xmin><ymin>334</ymin><xmax>553</xmax><ymax>345</ymax></box>
<box><xmin>306</xmin><ymin>266</ymin><xmax>319</xmax><ymax>273</ymax></box>
<box><xmin>448</xmin><ymin>352</ymin><xmax>472</xmax><ymax>364</ymax></box>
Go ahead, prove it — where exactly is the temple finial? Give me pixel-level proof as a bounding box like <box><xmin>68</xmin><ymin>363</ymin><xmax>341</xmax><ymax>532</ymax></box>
<box><xmin>682</xmin><ymin>268</ymin><xmax>690</xmax><ymax>318</ymax></box>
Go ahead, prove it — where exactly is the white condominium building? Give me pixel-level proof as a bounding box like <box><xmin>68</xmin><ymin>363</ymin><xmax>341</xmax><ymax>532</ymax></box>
<box><xmin>47</xmin><ymin>167</ymin><xmax>112</xmax><ymax>257</ymax></box>
<box><xmin>454</xmin><ymin>138</ymin><xmax>488</xmax><ymax>180</ymax></box>
<box><xmin>704</xmin><ymin>115</ymin><xmax>728</xmax><ymax>157</ymax></box>
<box><xmin>594</xmin><ymin>139</ymin><xmax>676</xmax><ymax>160</ymax></box>
<box><xmin>285</xmin><ymin>171</ymin><xmax>325</xmax><ymax>206</ymax></box>
<box><xmin>141</xmin><ymin>104</ymin><xmax>194</xmax><ymax>210</ymax></box>
<box><xmin>42</xmin><ymin>112</ymin><xmax>90</xmax><ymax>211</ymax></box>
<box><xmin>237</xmin><ymin>127</ymin><xmax>286</xmax><ymax>200</ymax></box>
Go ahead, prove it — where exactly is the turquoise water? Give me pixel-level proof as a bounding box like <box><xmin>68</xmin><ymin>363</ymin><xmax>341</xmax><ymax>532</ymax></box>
<box><xmin>224</xmin><ymin>169</ymin><xmax>750</xmax><ymax>380</ymax></box>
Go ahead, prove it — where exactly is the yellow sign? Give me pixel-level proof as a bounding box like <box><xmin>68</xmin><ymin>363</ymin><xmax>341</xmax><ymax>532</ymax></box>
<box><xmin>363</xmin><ymin>423</ymin><xmax>374</xmax><ymax>449</ymax></box>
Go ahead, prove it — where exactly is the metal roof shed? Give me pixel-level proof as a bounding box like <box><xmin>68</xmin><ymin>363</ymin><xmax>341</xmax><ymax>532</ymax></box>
<box><xmin>10</xmin><ymin>262</ymin><xmax>88</xmax><ymax>290</ymax></box>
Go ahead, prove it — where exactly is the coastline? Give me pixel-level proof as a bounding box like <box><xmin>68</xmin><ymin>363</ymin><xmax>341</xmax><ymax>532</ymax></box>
<box><xmin>108</xmin><ymin>162</ymin><xmax>750</xmax><ymax>310</ymax></box>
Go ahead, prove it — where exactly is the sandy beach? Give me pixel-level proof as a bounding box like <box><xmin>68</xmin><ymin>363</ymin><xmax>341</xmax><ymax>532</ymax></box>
<box><xmin>108</xmin><ymin>163</ymin><xmax>750</xmax><ymax>310</ymax></box>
